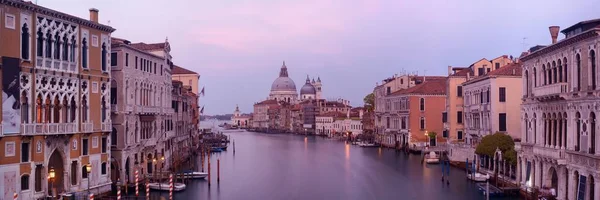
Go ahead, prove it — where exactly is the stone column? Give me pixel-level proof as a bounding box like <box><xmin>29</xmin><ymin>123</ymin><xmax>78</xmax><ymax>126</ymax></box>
<box><xmin>568</xmin><ymin>169</ymin><xmax>576</xmax><ymax>200</ymax></box>
<box><xmin>594</xmin><ymin>177</ymin><xmax>600</xmax><ymax>200</ymax></box>
<box><xmin>535</xmin><ymin>159</ymin><xmax>542</xmax><ymax>188</ymax></box>
<box><xmin>563</xmin><ymin>118</ymin><xmax>568</xmax><ymax>150</ymax></box>
<box><xmin>557</xmin><ymin>167</ymin><xmax>567</xmax><ymax>200</ymax></box>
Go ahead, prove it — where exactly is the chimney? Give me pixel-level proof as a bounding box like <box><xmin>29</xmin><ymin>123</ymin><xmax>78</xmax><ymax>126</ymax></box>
<box><xmin>549</xmin><ymin>26</ymin><xmax>560</xmax><ymax>44</ymax></box>
<box><xmin>89</xmin><ymin>8</ymin><xmax>99</xmax><ymax>23</ymax></box>
<box><xmin>448</xmin><ymin>66</ymin><xmax>452</xmax><ymax>75</ymax></box>
<box><xmin>359</xmin><ymin>109</ymin><xmax>364</xmax><ymax>120</ymax></box>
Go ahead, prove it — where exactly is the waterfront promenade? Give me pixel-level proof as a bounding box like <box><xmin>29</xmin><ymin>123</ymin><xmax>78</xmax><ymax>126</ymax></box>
<box><xmin>147</xmin><ymin>131</ymin><xmax>518</xmax><ymax>200</ymax></box>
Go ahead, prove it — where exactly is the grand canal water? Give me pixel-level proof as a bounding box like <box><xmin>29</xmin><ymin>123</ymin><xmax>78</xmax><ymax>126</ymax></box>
<box><xmin>151</xmin><ymin>131</ymin><xmax>517</xmax><ymax>200</ymax></box>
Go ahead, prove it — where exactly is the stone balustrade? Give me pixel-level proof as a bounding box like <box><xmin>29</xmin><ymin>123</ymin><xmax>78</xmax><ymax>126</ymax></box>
<box><xmin>532</xmin><ymin>83</ymin><xmax>568</xmax><ymax>97</ymax></box>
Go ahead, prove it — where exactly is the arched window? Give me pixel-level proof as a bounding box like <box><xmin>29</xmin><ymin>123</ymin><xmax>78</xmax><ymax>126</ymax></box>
<box><xmin>547</xmin><ymin>63</ymin><xmax>552</xmax><ymax>84</ymax></box>
<box><xmin>21</xmin><ymin>23</ymin><xmax>29</xmax><ymax>60</ymax></box>
<box><xmin>62</xmin><ymin>97</ymin><xmax>68</xmax><ymax>123</ymax></box>
<box><xmin>82</xmin><ymin>38</ymin><xmax>88</xmax><ymax>69</ymax></box>
<box><xmin>101</xmin><ymin>96</ymin><xmax>106</xmax><ymax>122</ymax></box>
<box><xmin>101</xmin><ymin>43</ymin><xmax>107</xmax><ymax>71</ymax></box>
<box><xmin>591</xmin><ymin>50</ymin><xmax>597</xmax><ymax>90</ymax></box>
<box><xmin>70</xmin><ymin>36</ymin><xmax>76</xmax><ymax>62</ymax></box>
<box><xmin>82</xmin><ymin>96</ymin><xmax>88</xmax><ymax>122</ymax></box>
<box><xmin>419</xmin><ymin>98</ymin><xmax>425</xmax><ymax>111</ymax></box>
<box><xmin>62</xmin><ymin>35</ymin><xmax>68</xmax><ymax>61</ymax></box>
<box><xmin>563</xmin><ymin>58</ymin><xmax>568</xmax><ymax>84</ymax></box>
<box><xmin>576</xmin><ymin>54</ymin><xmax>582</xmax><ymax>91</ymax></box>
<box><xmin>21</xmin><ymin>92</ymin><xmax>29</xmax><ymax>123</ymax></box>
<box><xmin>533</xmin><ymin>113</ymin><xmax>537</xmax><ymax>144</ymax></box>
<box><xmin>420</xmin><ymin>117</ymin><xmax>425</xmax><ymax>130</ymax></box>
<box><xmin>542</xmin><ymin>64</ymin><xmax>547</xmax><ymax>85</ymax></box>
<box><xmin>576</xmin><ymin>112</ymin><xmax>581</xmax><ymax>151</ymax></box>
<box><xmin>524</xmin><ymin>113</ymin><xmax>529</xmax><ymax>142</ymax></box>
<box><xmin>36</xmin><ymin>28</ymin><xmax>43</xmax><ymax>57</ymax></box>
<box><xmin>53</xmin><ymin>96</ymin><xmax>60</xmax><ymax>123</ymax></box>
<box><xmin>111</xmin><ymin>80</ymin><xmax>118</xmax><ymax>105</ymax></box>
<box><xmin>70</xmin><ymin>97</ymin><xmax>76</xmax><ymax>123</ymax></box>
<box><xmin>525</xmin><ymin>70</ymin><xmax>529</xmax><ymax>95</ymax></box>
<box><xmin>111</xmin><ymin>128</ymin><xmax>117</xmax><ymax>146</ymax></box>
<box><xmin>552</xmin><ymin>61</ymin><xmax>557</xmax><ymax>84</ymax></box>
<box><xmin>101</xmin><ymin>162</ymin><xmax>107</xmax><ymax>175</ymax></box>
<box><xmin>591</xmin><ymin>112</ymin><xmax>596</xmax><ymax>154</ymax></box>
<box><xmin>558</xmin><ymin>59</ymin><xmax>563</xmax><ymax>82</ymax></box>
<box><xmin>21</xmin><ymin>174</ymin><xmax>30</xmax><ymax>190</ymax></box>
<box><xmin>45</xmin><ymin>31</ymin><xmax>52</xmax><ymax>58</ymax></box>
<box><xmin>54</xmin><ymin>34</ymin><xmax>60</xmax><ymax>59</ymax></box>
<box><xmin>533</xmin><ymin>67</ymin><xmax>538</xmax><ymax>87</ymax></box>
<box><xmin>44</xmin><ymin>97</ymin><xmax>51</xmax><ymax>123</ymax></box>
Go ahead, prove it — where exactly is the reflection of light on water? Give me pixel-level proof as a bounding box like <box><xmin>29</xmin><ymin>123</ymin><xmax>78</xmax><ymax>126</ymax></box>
<box><xmin>378</xmin><ymin>147</ymin><xmax>382</xmax><ymax>157</ymax></box>
<box><xmin>304</xmin><ymin>137</ymin><xmax>308</xmax><ymax>150</ymax></box>
<box><xmin>345</xmin><ymin>144</ymin><xmax>350</xmax><ymax>160</ymax></box>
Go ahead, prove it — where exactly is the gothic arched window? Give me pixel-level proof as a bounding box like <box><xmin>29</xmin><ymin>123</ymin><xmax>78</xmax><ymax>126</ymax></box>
<box><xmin>70</xmin><ymin>36</ymin><xmax>76</xmax><ymax>62</ymax></box>
<box><xmin>82</xmin><ymin>96</ymin><xmax>88</xmax><ymax>122</ymax></box>
<box><xmin>21</xmin><ymin>23</ymin><xmax>29</xmax><ymax>60</ymax></box>
<box><xmin>36</xmin><ymin>28</ymin><xmax>43</xmax><ymax>57</ymax></box>
<box><xmin>576</xmin><ymin>112</ymin><xmax>581</xmax><ymax>151</ymax></box>
<box><xmin>101</xmin><ymin>43</ymin><xmax>107</xmax><ymax>72</ymax></box>
<box><xmin>591</xmin><ymin>50</ymin><xmax>597</xmax><ymax>90</ymax></box>
<box><xmin>62</xmin><ymin>35</ymin><xmax>68</xmax><ymax>61</ymax></box>
<box><xmin>576</xmin><ymin>54</ymin><xmax>582</xmax><ymax>91</ymax></box>
<box><xmin>54</xmin><ymin>34</ymin><xmax>60</xmax><ymax>59</ymax></box>
<box><xmin>70</xmin><ymin>97</ymin><xmax>76</xmax><ymax>123</ymax></box>
<box><xmin>82</xmin><ymin>38</ymin><xmax>88</xmax><ymax>69</ymax></box>
<box><xmin>101</xmin><ymin>96</ymin><xmax>106</xmax><ymax>122</ymax></box>
<box><xmin>591</xmin><ymin>112</ymin><xmax>596</xmax><ymax>154</ymax></box>
<box><xmin>45</xmin><ymin>31</ymin><xmax>52</xmax><ymax>58</ymax></box>
<box><xmin>419</xmin><ymin>98</ymin><xmax>425</xmax><ymax>111</ymax></box>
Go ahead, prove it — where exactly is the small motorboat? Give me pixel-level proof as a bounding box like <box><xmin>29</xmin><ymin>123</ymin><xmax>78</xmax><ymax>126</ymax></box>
<box><xmin>148</xmin><ymin>182</ymin><xmax>186</xmax><ymax>191</ymax></box>
<box><xmin>467</xmin><ymin>172</ymin><xmax>490</xmax><ymax>182</ymax></box>
<box><xmin>424</xmin><ymin>151</ymin><xmax>440</xmax><ymax>164</ymax></box>
<box><xmin>179</xmin><ymin>170</ymin><xmax>208</xmax><ymax>179</ymax></box>
<box><xmin>358</xmin><ymin>142</ymin><xmax>377</xmax><ymax>147</ymax></box>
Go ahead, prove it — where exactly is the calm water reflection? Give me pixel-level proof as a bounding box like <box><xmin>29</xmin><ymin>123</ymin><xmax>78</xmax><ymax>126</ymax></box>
<box><xmin>151</xmin><ymin>132</ymin><xmax>517</xmax><ymax>200</ymax></box>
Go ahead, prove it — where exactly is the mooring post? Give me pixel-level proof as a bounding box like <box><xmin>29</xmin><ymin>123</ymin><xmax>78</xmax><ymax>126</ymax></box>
<box><xmin>217</xmin><ymin>159</ymin><xmax>220</xmax><ymax>183</ymax></box>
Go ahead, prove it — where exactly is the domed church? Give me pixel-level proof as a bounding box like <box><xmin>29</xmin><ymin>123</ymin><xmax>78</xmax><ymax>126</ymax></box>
<box><xmin>269</xmin><ymin>61</ymin><xmax>299</xmax><ymax>103</ymax></box>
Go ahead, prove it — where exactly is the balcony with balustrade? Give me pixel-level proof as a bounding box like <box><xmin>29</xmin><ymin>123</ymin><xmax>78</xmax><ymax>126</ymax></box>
<box><xmin>20</xmin><ymin>123</ymin><xmax>78</xmax><ymax>135</ymax></box>
<box><xmin>532</xmin><ymin>83</ymin><xmax>568</xmax><ymax>99</ymax></box>
<box><xmin>36</xmin><ymin>57</ymin><xmax>78</xmax><ymax>74</ymax></box>
<box><xmin>101</xmin><ymin>121</ymin><xmax>112</xmax><ymax>132</ymax></box>
<box><xmin>533</xmin><ymin>145</ymin><xmax>567</xmax><ymax>165</ymax></box>
<box><xmin>82</xmin><ymin>122</ymin><xmax>94</xmax><ymax>133</ymax></box>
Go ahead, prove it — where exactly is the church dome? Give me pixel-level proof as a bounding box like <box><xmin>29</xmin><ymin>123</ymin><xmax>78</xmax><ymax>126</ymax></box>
<box><xmin>270</xmin><ymin>61</ymin><xmax>297</xmax><ymax>92</ymax></box>
<box><xmin>300</xmin><ymin>76</ymin><xmax>316</xmax><ymax>95</ymax></box>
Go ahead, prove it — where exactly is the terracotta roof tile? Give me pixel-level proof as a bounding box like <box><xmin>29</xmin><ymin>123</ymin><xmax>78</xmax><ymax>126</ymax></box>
<box><xmin>487</xmin><ymin>63</ymin><xmax>522</xmax><ymax>76</ymax></box>
<box><xmin>172</xmin><ymin>65</ymin><xmax>198</xmax><ymax>75</ymax></box>
<box><xmin>450</xmin><ymin>68</ymin><xmax>473</xmax><ymax>77</ymax></box>
<box><xmin>390</xmin><ymin>78</ymin><xmax>447</xmax><ymax>96</ymax></box>
<box><xmin>256</xmin><ymin>99</ymin><xmax>278</xmax><ymax>105</ymax></box>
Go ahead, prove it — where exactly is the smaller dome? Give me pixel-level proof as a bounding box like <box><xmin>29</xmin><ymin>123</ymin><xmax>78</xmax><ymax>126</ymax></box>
<box><xmin>300</xmin><ymin>75</ymin><xmax>316</xmax><ymax>95</ymax></box>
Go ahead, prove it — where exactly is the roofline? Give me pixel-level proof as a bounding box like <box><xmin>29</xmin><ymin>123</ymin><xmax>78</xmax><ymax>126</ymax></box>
<box><xmin>462</xmin><ymin>75</ymin><xmax>522</xmax><ymax>85</ymax></box>
<box><xmin>521</xmin><ymin>27</ymin><xmax>600</xmax><ymax>61</ymax></box>
<box><xmin>2</xmin><ymin>0</ymin><xmax>115</xmax><ymax>33</ymax></box>
<box><xmin>112</xmin><ymin>43</ymin><xmax>165</xmax><ymax>60</ymax></box>
<box><xmin>561</xmin><ymin>18</ymin><xmax>600</xmax><ymax>34</ymax></box>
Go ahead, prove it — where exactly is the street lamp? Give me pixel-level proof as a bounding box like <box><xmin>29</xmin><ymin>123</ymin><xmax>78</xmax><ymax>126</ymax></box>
<box><xmin>86</xmin><ymin>164</ymin><xmax>92</xmax><ymax>196</ymax></box>
<box><xmin>49</xmin><ymin>167</ymin><xmax>55</xmax><ymax>198</ymax></box>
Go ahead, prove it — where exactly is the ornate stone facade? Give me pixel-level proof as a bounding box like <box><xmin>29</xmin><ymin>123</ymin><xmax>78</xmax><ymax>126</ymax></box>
<box><xmin>518</xmin><ymin>20</ymin><xmax>600</xmax><ymax>200</ymax></box>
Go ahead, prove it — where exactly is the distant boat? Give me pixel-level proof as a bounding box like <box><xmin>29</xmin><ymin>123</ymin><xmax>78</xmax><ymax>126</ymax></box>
<box><xmin>358</xmin><ymin>142</ymin><xmax>377</xmax><ymax>147</ymax></box>
<box><xmin>424</xmin><ymin>151</ymin><xmax>440</xmax><ymax>164</ymax></box>
<box><xmin>148</xmin><ymin>182</ymin><xmax>186</xmax><ymax>191</ymax></box>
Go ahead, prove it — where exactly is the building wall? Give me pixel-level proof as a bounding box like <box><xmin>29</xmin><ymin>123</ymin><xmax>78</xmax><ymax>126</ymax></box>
<box><xmin>0</xmin><ymin>3</ymin><xmax>114</xmax><ymax>198</ymax></box>
<box><xmin>445</xmin><ymin>76</ymin><xmax>466</xmax><ymax>141</ymax></box>
<box><xmin>172</xmin><ymin>74</ymin><xmax>199</xmax><ymax>94</ymax></box>
<box><xmin>491</xmin><ymin>77</ymin><xmax>522</xmax><ymax>139</ymax></box>
<box><xmin>408</xmin><ymin>95</ymin><xmax>446</xmax><ymax>145</ymax></box>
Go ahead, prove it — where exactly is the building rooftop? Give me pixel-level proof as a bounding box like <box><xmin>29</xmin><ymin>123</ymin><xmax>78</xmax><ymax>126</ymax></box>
<box><xmin>172</xmin><ymin>65</ymin><xmax>198</xmax><ymax>75</ymax></box>
<box><xmin>390</xmin><ymin>78</ymin><xmax>447</xmax><ymax>96</ymax></box>
<box><xmin>561</xmin><ymin>18</ymin><xmax>600</xmax><ymax>35</ymax></box>
<box><xmin>463</xmin><ymin>63</ymin><xmax>522</xmax><ymax>85</ymax></box>
<box><xmin>129</xmin><ymin>42</ymin><xmax>166</xmax><ymax>51</ymax></box>
<box><xmin>256</xmin><ymin>99</ymin><xmax>278</xmax><ymax>106</ymax></box>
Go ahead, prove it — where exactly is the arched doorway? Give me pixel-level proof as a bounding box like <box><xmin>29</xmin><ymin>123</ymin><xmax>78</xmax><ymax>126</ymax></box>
<box><xmin>48</xmin><ymin>150</ymin><xmax>65</xmax><ymax>196</ymax></box>
<box><xmin>124</xmin><ymin>157</ymin><xmax>131</xmax><ymax>182</ymax></box>
<box><xmin>110</xmin><ymin>157</ymin><xmax>120</xmax><ymax>183</ymax></box>
<box><xmin>547</xmin><ymin>167</ymin><xmax>558</xmax><ymax>193</ymax></box>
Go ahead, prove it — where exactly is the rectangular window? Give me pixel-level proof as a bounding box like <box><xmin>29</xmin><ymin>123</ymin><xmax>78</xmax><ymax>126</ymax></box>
<box><xmin>154</xmin><ymin>63</ymin><xmax>157</xmax><ymax>74</ymax></box>
<box><xmin>457</xmin><ymin>111</ymin><xmax>463</xmax><ymax>124</ymax></box>
<box><xmin>82</xmin><ymin>138</ymin><xmax>88</xmax><ymax>155</ymax></box>
<box><xmin>21</xmin><ymin>142</ymin><xmax>29</xmax><ymax>162</ymax></box>
<box><xmin>443</xmin><ymin>130</ymin><xmax>448</xmax><ymax>138</ymax></box>
<box><xmin>386</xmin><ymin>87</ymin><xmax>391</xmax><ymax>95</ymax></box>
<box><xmin>135</xmin><ymin>56</ymin><xmax>138</xmax><ymax>69</ymax></box>
<box><xmin>111</xmin><ymin>52</ymin><xmax>117</xmax><ymax>66</ymax></box>
<box><xmin>499</xmin><ymin>87</ymin><xmax>506</xmax><ymax>102</ymax></box>
<box><xmin>457</xmin><ymin>86</ymin><xmax>463</xmax><ymax>97</ymax></box>
<box><xmin>458</xmin><ymin>131</ymin><xmax>463</xmax><ymax>139</ymax></box>
<box><xmin>420</xmin><ymin>117</ymin><xmax>425</xmax><ymax>130</ymax></box>
<box><xmin>161</xmin><ymin>65</ymin><xmax>163</xmax><ymax>75</ymax></box>
<box><xmin>495</xmin><ymin>63</ymin><xmax>500</xmax><ymax>69</ymax></box>
<box><xmin>71</xmin><ymin>161</ymin><xmax>77</xmax><ymax>185</ymax></box>
<box><xmin>386</xmin><ymin>117</ymin><xmax>390</xmax><ymax>129</ymax></box>
<box><xmin>486</xmin><ymin>68</ymin><xmax>491</xmax><ymax>73</ymax></box>
<box><xmin>125</xmin><ymin>53</ymin><xmax>129</xmax><ymax>66</ymax></box>
<box><xmin>21</xmin><ymin>175</ymin><xmax>29</xmax><ymax>190</ymax></box>
<box><xmin>442</xmin><ymin>112</ymin><xmax>447</xmax><ymax>123</ymax></box>
<box><xmin>35</xmin><ymin>165</ymin><xmax>42</xmax><ymax>191</ymax></box>
<box><xmin>101</xmin><ymin>162</ymin><xmax>107</xmax><ymax>175</ymax></box>
<box><xmin>486</xmin><ymin>90</ymin><xmax>490</xmax><ymax>103</ymax></box>
<box><xmin>101</xmin><ymin>137</ymin><xmax>107</xmax><ymax>153</ymax></box>
<box><xmin>499</xmin><ymin>113</ymin><xmax>507</xmax><ymax>132</ymax></box>
<box><xmin>478</xmin><ymin>68</ymin><xmax>484</xmax><ymax>76</ymax></box>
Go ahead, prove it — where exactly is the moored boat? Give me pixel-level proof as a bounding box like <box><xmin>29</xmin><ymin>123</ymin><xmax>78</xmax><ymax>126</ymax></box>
<box><xmin>179</xmin><ymin>170</ymin><xmax>208</xmax><ymax>179</ymax></box>
<box><xmin>467</xmin><ymin>172</ymin><xmax>490</xmax><ymax>182</ymax></box>
<box><xmin>424</xmin><ymin>151</ymin><xmax>440</xmax><ymax>164</ymax></box>
<box><xmin>148</xmin><ymin>182</ymin><xmax>186</xmax><ymax>191</ymax></box>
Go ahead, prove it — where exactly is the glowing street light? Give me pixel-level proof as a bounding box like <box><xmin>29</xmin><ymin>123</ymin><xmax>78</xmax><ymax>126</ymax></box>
<box><xmin>49</xmin><ymin>168</ymin><xmax>56</xmax><ymax>179</ymax></box>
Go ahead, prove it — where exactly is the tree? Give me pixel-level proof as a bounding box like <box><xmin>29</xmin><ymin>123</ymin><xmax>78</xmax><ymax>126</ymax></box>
<box><xmin>475</xmin><ymin>132</ymin><xmax>517</xmax><ymax>165</ymax></box>
<box><xmin>363</xmin><ymin>93</ymin><xmax>375</xmax><ymax>112</ymax></box>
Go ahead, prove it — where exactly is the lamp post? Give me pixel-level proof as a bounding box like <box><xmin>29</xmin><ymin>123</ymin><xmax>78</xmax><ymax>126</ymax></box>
<box><xmin>86</xmin><ymin>164</ymin><xmax>92</xmax><ymax>196</ymax></box>
<box><xmin>49</xmin><ymin>167</ymin><xmax>55</xmax><ymax>198</ymax></box>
